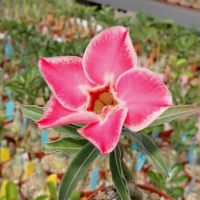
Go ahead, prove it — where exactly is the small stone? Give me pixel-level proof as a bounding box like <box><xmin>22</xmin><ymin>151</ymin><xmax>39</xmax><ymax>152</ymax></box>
<box><xmin>150</xmin><ymin>192</ymin><xmax>160</xmax><ymax>199</ymax></box>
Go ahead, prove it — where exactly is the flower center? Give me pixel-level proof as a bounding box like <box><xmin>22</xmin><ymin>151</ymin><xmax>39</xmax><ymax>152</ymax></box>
<box><xmin>87</xmin><ymin>85</ymin><xmax>117</xmax><ymax>114</ymax></box>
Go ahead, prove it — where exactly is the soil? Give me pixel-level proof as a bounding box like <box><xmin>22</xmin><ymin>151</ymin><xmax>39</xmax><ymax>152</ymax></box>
<box><xmin>89</xmin><ymin>185</ymin><xmax>172</xmax><ymax>200</ymax></box>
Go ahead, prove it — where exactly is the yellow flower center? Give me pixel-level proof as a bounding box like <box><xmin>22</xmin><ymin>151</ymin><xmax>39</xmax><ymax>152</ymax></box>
<box><xmin>87</xmin><ymin>86</ymin><xmax>117</xmax><ymax>114</ymax></box>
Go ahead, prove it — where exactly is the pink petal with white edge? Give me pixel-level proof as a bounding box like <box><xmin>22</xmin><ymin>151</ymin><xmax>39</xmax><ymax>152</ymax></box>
<box><xmin>38</xmin><ymin>56</ymin><xmax>92</xmax><ymax>111</ymax></box>
<box><xmin>83</xmin><ymin>26</ymin><xmax>137</xmax><ymax>85</ymax></box>
<box><xmin>115</xmin><ymin>68</ymin><xmax>172</xmax><ymax>132</ymax></box>
<box><xmin>78</xmin><ymin>107</ymin><xmax>128</xmax><ymax>154</ymax></box>
<box><xmin>37</xmin><ymin>96</ymin><xmax>98</xmax><ymax>128</ymax></box>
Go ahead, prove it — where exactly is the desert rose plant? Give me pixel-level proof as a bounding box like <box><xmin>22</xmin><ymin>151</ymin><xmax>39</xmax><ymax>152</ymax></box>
<box><xmin>21</xmin><ymin>26</ymin><xmax>200</xmax><ymax>200</ymax></box>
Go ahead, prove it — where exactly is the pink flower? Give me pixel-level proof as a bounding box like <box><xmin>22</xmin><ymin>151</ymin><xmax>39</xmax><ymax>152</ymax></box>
<box><xmin>37</xmin><ymin>26</ymin><xmax>172</xmax><ymax>154</ymax></box>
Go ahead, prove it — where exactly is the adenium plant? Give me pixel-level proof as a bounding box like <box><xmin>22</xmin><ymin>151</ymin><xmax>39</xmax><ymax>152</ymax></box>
<box><xmin>37</xmin><ymin>26</ymin><xmax>172</xmax><ymax>153</ymax></box>
<box><xmin>22</xmin><ymin>26</ymin><xmax>200</xmax><ymax>200</ymax></box>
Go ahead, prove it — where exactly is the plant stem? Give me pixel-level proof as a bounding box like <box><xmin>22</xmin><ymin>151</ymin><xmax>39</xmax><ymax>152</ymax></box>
<box><xmin>121</xmin><ymin>159</ymin><xmax>133</xmax><ymax>182</ymax></box>
<box><xmin>119</xmin><ymin>143</ymin><xmax>144</xmax><ymax>200</ymax></box>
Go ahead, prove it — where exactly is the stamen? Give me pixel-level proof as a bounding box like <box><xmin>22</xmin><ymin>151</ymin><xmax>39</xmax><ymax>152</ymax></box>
<box><xmin>99</xmin><ymin>92</ymin><xmax>113</xmax><ymax>105</ymax></box>
<box><xmin>94</xmin><ymin>99</ymin><xmax>105</xmax><ymax>114</ymax></box>
<box><xmin>87</xmin><ymin>85</ymin><xmax>118</xmax><ymax>114</ymax></box>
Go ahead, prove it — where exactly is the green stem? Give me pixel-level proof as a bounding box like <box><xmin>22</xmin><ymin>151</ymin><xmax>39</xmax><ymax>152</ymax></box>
<box><xmin>119</xmin><ymin>143</ymin><xmax>144</xmax><ymax>200</ymax></box>
<box><xmin>121</xmin><ymin>159</ymin><xmax>133</xmax><ymax>182</ymax></box>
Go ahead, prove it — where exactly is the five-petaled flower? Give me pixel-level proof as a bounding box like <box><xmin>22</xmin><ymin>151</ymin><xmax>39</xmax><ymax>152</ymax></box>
<box><xmin>37</xmin><ymin>26</ymin><xmax>172</xmax><ymax>154</ymax></box>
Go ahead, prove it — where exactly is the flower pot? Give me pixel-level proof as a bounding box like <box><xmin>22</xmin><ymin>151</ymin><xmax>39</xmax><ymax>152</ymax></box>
<box><xmin>1</xmin><ymin>159</ymin><xmax>23</xmax><ymax>184</ymax></box>
<box><xmin>82</xmin><ymin>184</ymin><xmax>173</xmax><ymax>200</ymax></box>
<box><xmin>20</xmin><ymin>176</ymin><xmax>47</xmax><ymax>200</ymax></box>
<box><xmin>137</xmin><ymin>184</ymin><xmax>174</xmax><ymax>200</ymax></box>
<box><xmin>40</xmin><ymin>153</ymin><xmax>68</xmax><ymax>178</ymax></box>
<box><xmin>184</xmin><ymin>164</ymin><xmax>200</xmax><ymax>183</ymax></box>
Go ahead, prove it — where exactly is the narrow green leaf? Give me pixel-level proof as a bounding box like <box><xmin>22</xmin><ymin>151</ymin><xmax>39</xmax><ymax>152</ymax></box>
<box><xmin>47</xmin><ymin>182</ymin><xmax>57</xmax><ymax>200</ymax></box>
<box><xmin>110</xmin><ymin>146</ymin><xmax>130</xmax><ymax>200</ymax></box>
<box><xmin>175</xmin><ymin>58</ymin><xmax>187</xmax><ymax>67</ymax></box>
<box><xmin>43</xmin><ymin>138</ymin><xmax>88</xmax><ymax>156</ymax></box>
<box><xmin>149</xmin><ymin>105</ymin><xmax>200</xmax><ymax>127</ymax></box>
<box><xmin>171</xmin><ymin>175</ymin><xmax>188</xmax><ymax>185</ymax></box>
<box><xmin>34</xmin><ymin>195</ymin><xmax>49</xmax><ymax>200</ymax></box>
<box><xmin>166</xmin><ymin>187</ymin><xmax>184</xmax><ymax>198</ymax></box>
<box><xmin>69</xmin><ymin>192</ymin><xmax>80</xmax><ymax>200</ymax></box>
<box><xmin>168</xmin><ymin>164</ymin><xmax>182</xmax><ymax>183</ymax></box>
<box><xmin>21</xmin><ymin>105</ymin><xmax>82</xmax><ymax>139</ymax></box>
<box><xmin>148</xmin><ymin>171</ymin><xmax>162</xmax><ymax>188</ymax></box>
<box><xmin>55</xmin><ymin>125</ymin><xmax>82</xmax><ymax>139</ymax></box>
<box><xmin>59</xmin><ymin>143</ymin><xmax>99</xmax><ymax>200</ymax></box>
<box><xmin>124</xmin><ymin>130</ymin><xmax>168</xmax><ymax>176</ymax></box>
<box><xmin>6</xmin><ymin>182</ymin><xmax>19</xmax><ymax>200</ymax></box>
<box><xmin>21</xmin><ymin>105</ymin><xmax>43</xmax><ymax>121</ymax></box>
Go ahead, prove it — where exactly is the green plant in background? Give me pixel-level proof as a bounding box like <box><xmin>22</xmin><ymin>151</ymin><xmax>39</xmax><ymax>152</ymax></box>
<box><xmin>0</xmin><ymin>181</ymin><xmax>19</xmax><ymax>200</ymax></box>
<box><xmin>148</xmin><ymin>163</ymin><xmax>188</xmax><ymax>198</ymax></box>
<box><xmin>0</xmin><ymin>114</ymin><xmax>7</xmax><ymax>141</ymax></box>
<box><xmin>35</xmin><ymin>180</ymin><xmax>59</xmax><ymax>200</ymax></box>
<box><xmin>170</xmin><ymin>117</ymin><xmax>198</xmax><ymax>152</ymax></box>
<box><xmin>5</xmin><ymin>68</ymin><xmax>48</xmax><ymax>105</ymax></box>
<box><xmin>22</xmin><ymin>104</ymin><xmax>200</xmax><ymax>200</ymax></box>
<box><xmin>0</xmin><ymin>1</ymin><xmax>200</xmax><ymax>199</ymax></box>
<box><xmin>32</xmin><ymin>190</ymin><xmax>80</xmax><ymax>200</ymax></box>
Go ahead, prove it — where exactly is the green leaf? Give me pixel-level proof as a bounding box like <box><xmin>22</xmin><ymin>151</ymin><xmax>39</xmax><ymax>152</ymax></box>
<box><xmin>55</xmin><ymin>125</ymin><xmax>82</xmax><ymax>139</ymax></box>
<box><xmin>34</xmin><ymin>195</ymin><xmax>49</xmax><ymax>200</ymax></box>
<box><xmin>110</xmin><ymin>146</ymin><xmax>130</xmax><ymax>200</ymax></box>
<box><xmin>43</xmin><ymin>138</ymin><xmax>88</xmax><ymax>156</ymax></box>
<box><xmin>69</xmin><ymin>192</ymin><xmax>80</xmax><ymax>200</ymax></box>
<box><xmin>149</xmin><ymin>105</ymin><xmax>200</xmax><ymax>127</ymax></box>
<box><xmin>166</xmin><ymin>187</ymin><xmax>184</xmax><ymax>198</ymax></box>
<box><xmin>21</xmin><ymin>105</ymin><xmax>43</xmax><ymax>121</ymax></box>
<box><xmin>168</xmin><ymin>164</ymin><xmax>182</xmax><ymax>183</ymax></box>
<box><xmin>59</xmin><ymin>143</ymin><xmax>99</xmax><ymax>200</ymax></box>
<box><xmin>47</xmin><ymin>182</ymin><xmax>57</xmax><ymax>200</ymax></box>
<box><xmin>124</xmin><ymin>130</ymin><xmax>168</xmax><ymax>176</ymax></box>
<box><xmin>6</xmin><ymin>182</ymin><xmax>19</xmax><ymax>200</ymax></box>
<box><xmin>148</xmin><ymin>171</ymin><xmax>163</xmax><ymax>188</ymax></box>
<box><xmin>175</xmin><ymin>58</ymin><xmax>187</xmax><ymax>67</ymax></box>
<box><xmin>21</xmin><ymin>105</ymin><xmax>82</xmax><ymax>139</ymax></box>
<box><xmin>170</xmin><ymin>175</ymin><xmax>188</xmax><ymax>185</ymax></box>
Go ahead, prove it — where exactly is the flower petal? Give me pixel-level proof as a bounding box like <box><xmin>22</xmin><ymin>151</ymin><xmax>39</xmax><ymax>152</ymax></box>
<box><xmin>115</xmin><ymin>68</ymin><xmax>172</xmax><ymax>132</ymax></box>
<box><xmin>78</xmin><ymin>107</ymin><xmax>128</xmax><ymax>154</ymax></box>
<box><xmin>37</xmin><ymin>96</ymin><xmax>98</xmax><ymax>128</ymax></box>
<box><xmin>38</xmin><ymin>56</ymin><xmax>92</xmax><ymax>111</ymax></box>
<box><xmin>83</xmin><ymin>26</ymin><xmax>137</xmax><ymax>85</ymax></box>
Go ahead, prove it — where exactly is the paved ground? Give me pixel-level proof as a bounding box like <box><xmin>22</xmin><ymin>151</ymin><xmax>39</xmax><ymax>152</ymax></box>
<box><xmin>84</xmin><ymin>0</ymin><xmax>200</xmax><ymax>30</ymax></box>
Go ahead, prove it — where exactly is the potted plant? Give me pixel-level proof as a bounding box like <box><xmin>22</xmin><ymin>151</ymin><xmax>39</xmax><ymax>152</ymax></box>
<box><xmin>147</xmin><ymin>163</ymin><xmax>189</xmax><ymax>199</ymax></box>
<box><xmin>21</xmin><ymin>26</ymin><xmax>200</xmax><ymax>200</ymax></box>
